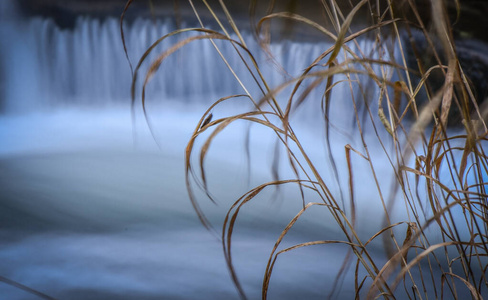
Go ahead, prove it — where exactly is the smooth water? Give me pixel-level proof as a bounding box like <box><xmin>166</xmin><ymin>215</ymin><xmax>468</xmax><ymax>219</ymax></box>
<box><xmin>0</xmin><ymin>2</ymin><xmax>481</xmax><ymax>299</ymax></box>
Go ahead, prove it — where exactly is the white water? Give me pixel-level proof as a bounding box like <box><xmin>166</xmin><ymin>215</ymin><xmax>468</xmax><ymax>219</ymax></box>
<box><xmin>0</xmin><ymin>2</ymin><xmax>483</xmax><ymax>299</ymax></box>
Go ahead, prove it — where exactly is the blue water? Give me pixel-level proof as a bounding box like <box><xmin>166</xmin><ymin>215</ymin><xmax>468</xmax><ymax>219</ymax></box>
<box><xmin>0</xmin><ymin>1</ymin><xmax>485</xmax><ymax>299</ymax></box>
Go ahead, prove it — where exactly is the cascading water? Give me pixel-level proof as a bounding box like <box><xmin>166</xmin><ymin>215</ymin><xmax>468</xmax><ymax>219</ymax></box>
<box><xmin>2</xmin><ymin>15</ymin><xmax>328</xmax><ymax>108</ymax></box>
<box><xmin>2</xmin><ymin>7</ymin><xmax>386</xmax><ymax>115</ymax></box>
<box><xmin>1</xmin><ymin>3</ymin><xmax>394</xmax><ymax>157</ymax></box>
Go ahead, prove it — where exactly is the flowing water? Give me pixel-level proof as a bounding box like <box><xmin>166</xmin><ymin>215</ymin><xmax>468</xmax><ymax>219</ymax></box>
<box><xmin>0</xmin><ymin>2</ymin><xmax>482</xmax><ymax>299</ymax></box>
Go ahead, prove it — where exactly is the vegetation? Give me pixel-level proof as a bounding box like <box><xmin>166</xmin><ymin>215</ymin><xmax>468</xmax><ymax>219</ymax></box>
<box><xmin>124</xmin><ymin>0</ymin><xmax>487</xmax><ymax>299</ymax></box>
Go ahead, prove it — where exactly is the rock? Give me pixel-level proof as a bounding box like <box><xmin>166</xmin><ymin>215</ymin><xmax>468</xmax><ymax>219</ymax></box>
<box><xmin>403</xmin><ymin>27</ymin><xmax>488</xmax><ymax>123</ymax></box>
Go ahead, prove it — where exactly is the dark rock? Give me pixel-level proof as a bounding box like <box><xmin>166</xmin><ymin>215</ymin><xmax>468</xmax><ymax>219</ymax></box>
<box><xmin>403</xmin><ymin>28</ymin><xmax>488</xmax><ymax>124</ymax></box>
<box><xmin>456</xmin><ymin>38</ymin><xmax>488</xmax><ymax>102</ymax></box>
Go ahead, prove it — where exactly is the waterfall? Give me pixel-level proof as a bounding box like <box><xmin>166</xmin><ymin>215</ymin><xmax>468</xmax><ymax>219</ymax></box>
<box><xmin>1</xmin><ymin>9</ymin><xmax>393</xmax><ymax>116</ymax></box>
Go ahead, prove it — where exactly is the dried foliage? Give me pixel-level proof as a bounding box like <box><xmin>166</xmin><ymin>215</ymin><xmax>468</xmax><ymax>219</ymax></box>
<box><xmin>126</xmin><ymin>0</ymin><xmax>488</xmax><ymax>299</ymax></box>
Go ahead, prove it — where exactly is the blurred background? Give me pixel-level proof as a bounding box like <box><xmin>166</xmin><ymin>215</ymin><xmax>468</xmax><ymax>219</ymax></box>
<box><xmin>0</xmin><ymin>1</ymin><xmax>360</xmax><ymax>299</ymax></box>
<box><xmin>0</xmin><ymin>1</ymin><xmax>487</xmax><ymax>299</ymax></box>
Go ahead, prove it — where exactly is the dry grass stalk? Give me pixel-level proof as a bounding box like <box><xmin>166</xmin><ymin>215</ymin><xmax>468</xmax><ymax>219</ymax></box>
<box><xmin>125</xmin><ymin>0</ymin><xmax>488</xmax><ymax>298</ymax></box>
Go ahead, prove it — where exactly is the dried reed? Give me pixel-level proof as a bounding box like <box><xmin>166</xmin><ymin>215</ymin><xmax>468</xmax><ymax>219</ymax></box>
<box><xmin>125</xmin><ymin>0</ymin><xmax>488</xmax><ymax>299</ymax></box>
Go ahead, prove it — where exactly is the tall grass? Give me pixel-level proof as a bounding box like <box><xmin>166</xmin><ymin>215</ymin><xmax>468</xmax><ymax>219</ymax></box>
<box><xmin>124</xmin><ymin>0</ymin><xmax>487</xmax><ymax>298</ymax></box>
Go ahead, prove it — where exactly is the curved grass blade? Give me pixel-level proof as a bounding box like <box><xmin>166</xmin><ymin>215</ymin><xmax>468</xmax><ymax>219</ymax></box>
<box><xmin>0</xmin><ymin>276</ymin><xmax>56</xmax><ymax>300</ymax></box>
